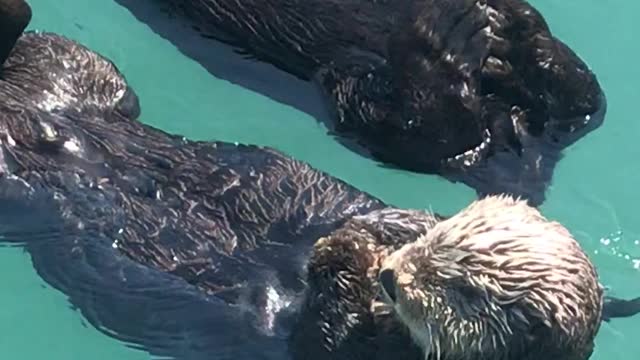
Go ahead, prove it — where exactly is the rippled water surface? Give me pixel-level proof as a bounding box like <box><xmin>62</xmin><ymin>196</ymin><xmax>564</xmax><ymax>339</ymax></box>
<box><xmin>1</xmin><ymin>0</ymin><xmax>639</xmax><ymax>358</ymax></box>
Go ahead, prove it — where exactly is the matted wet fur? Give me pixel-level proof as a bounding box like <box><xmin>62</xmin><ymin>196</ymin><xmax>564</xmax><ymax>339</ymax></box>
<box><xmin>290</xmin><ymin>208</ymin><xmax>444</xmax><ymax>360</ymax></box>
<box><xmin>0</xmin><ymin>1</ymin><xmax>637</xmax><ymax>359</ymax></box>
<box><xmin>117</xmin><ymin>0</ymin><xmax>605</xmax><ymax>205</ymax></box>
<box><xmin>297</xmin><ymin>200</ymin><xmax>611</xmax><ymax>360</ymax></box>
<box><xmin>379</xmin><ymin>195</ymin><xmax>602</xmax><ymax>360</ymax></box>
<box><xmin>0</xmin><ymin>37</ymin><xmax>384</xmax><ymax>360</ymax></box>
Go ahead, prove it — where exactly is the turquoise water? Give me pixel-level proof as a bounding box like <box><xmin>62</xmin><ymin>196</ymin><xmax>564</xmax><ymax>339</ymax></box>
<box><xmin>1</xmin><ymin>0</ymin><xmax>638</xmax><ymax>358</ymax></box>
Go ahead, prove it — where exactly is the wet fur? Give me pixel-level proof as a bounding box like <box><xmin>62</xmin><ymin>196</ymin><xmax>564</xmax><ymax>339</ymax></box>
<box><xmin>287</xmin><ymin>197</ymin><xmax>639</xmax><ymax>360</ymax></box>
<box><xmin>0</xmin><ymin>2</ymin><xmax>636</xmax><ymax>359</ymax></box>
<box><xmin>380</xmin><ymin>196</ymin><xmax>603</xmax><ymax>360</ymax></box>
<box><xmin>116</xmin><ymin>0</ymin><xmax>605</xmax><ymax>205</ymax></box>
<box><xmin>290</xmin><ymin>209</ymin><xmax>444</xmax><ymax>360</ymax></box>
<box><xmin>0</xmin><ymin>30</ymin><xmax>385</xmax><ymax>360</ymax></box>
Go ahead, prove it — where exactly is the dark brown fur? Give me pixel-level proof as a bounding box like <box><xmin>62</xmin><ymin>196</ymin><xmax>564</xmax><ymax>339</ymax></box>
<box><xmin>0</xmin><ymin>22</ymin><xmax>384</xmax><ymax>360</ymax></box>
<box><xmin>290</xmin><ymin>209</ymin><xmax>443</xmax><ymax>360</ymax></box>
<box><xmin>379</xmin><ymin>196</ymin><xmax>603</xmax><ymax>360</ymax></box>
<box><xmin>0</xmin><ymin>2</ymin><xmax>636</xmax><ymax>359</ymax></box>
<box><xmin>119</xmin><ymin>0</ymin><xmax>606</xmax><ymax>205</ymax></box>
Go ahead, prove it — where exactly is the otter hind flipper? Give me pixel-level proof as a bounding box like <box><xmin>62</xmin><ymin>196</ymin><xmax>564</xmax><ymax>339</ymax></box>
<box><xmin>602</xmin><ymin>296</ymin><xmax>640</xmax><ymax>322</ymax></box>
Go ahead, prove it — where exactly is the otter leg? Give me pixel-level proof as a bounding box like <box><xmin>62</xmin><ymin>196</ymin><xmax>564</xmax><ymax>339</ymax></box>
<box><xmin>486</xmin><ymin>0</ymin><xmax>605</xmax><ymax>143</ymax></box>
<box><xmin>602</xmin><ymin>296</ymin><xmax>640</xmax><ymax>322</ymax></box>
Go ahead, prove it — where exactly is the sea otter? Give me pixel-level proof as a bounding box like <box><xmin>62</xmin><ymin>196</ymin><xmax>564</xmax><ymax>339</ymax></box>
<box><xmin>0</xmin><ymin>5</ymin><xmax>382</xmax><ymax>359</ymax></box>
<box><xmin>0</xmin><ymin>1</ymin><xmax>636</xmax><ymax>359</ymax></box>
<box><xmin>299</xmin><ymin>196</ymin><xmax>607</xmax><ymax>360</ymax></box>
<box><xmin>377</xmin><ymin>195</ymin><xmax>603</xmax><ymax>360</ymax></box>
<box><xmin>116</xmin><ymin>0</ymin><xmax>606</xmax><ymax>205</ymax></box>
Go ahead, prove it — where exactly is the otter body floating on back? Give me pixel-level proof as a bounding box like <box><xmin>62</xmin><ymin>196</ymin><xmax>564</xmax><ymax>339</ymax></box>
<box><xmin>307</xmin><ymin>196</ymin><xmax>606</xmax><ymax>360</ymax></box>
<box><xmin>118</xmin><ymin>0</ymin><xmax>606</xmax><ymax>205</ymax></box>
<box><xmin>0</xmin><ymin>1</ymin><xmax>637</xmax><ymax>359</ymax></box>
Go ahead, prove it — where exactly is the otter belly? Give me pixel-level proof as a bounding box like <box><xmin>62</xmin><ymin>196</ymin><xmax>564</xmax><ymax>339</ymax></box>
<box><xmin>0</xmin><ymin>164</ymin><xmax>350</xmax><ymax>360</ymax></box>
<box><xmin>0</xmin><ymin>101</ymin><xmax>384</xmax><ymax>359</ymax></box>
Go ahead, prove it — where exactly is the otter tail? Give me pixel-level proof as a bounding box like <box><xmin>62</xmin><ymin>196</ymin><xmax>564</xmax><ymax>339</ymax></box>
<box><xmin>602</xmin><ymin>296</ymin><xmax>640</xmax><ymax>322</ymax></box>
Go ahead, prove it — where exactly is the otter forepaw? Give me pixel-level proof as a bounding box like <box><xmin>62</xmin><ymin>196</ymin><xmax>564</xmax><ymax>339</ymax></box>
<box><xmin>411</xmin><ymin>0</ymin><xmax>501</xmax><ymax>76</ymax></box>
<box><xmin>495</xmin><ymin>0</ymin><xmax>604</xmax><ymax>132</ymax></box>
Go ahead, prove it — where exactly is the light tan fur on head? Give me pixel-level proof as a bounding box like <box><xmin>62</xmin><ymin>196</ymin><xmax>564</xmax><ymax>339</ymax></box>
<box><xmin>379</xmin><ymin>195</ymin><xmax>604</xmax><ymax>360</ymax></box>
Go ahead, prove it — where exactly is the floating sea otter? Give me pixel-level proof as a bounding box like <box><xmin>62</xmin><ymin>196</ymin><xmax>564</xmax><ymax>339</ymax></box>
<box><xmin>380</xmin><ymin>195</ymin><xmax>603</xmax><ymax>360</ymax></box>
<box><xmin>303</xmin><ymin>196</ymin><xmax>612</xmax><ymax>360</ymax></box>
<box><xmin>0</xmin><ymin>1</ymin><xmax>636</xmax><ymax>359</ymax></box>
<box><xmin>116</xmin><ymin>0</ymin><xmax>606</xmax><ymax>205</ymax></box>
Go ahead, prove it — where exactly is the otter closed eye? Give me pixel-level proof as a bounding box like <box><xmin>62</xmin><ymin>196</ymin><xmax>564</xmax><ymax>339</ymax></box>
<box><xmin>379</xmin><ymin>268</ymin><xmax>396</xmax><ymax>303</ymax></box>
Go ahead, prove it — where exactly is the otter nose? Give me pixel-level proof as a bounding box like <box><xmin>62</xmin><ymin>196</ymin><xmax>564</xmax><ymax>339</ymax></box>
<box><xmin>379</xmin><ymin>268</ymin><xmax>397</xmax><ymax>303</ymax></box>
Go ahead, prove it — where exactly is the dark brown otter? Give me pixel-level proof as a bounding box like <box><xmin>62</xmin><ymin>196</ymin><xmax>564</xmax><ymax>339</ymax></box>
<box><xmin>0</xmin><ymin>1</ymin><xmax>636</xmax><ymax>359</ymax></box>
<box><xmin>117</xmin><ymin>0</ymin><xmax>606</xmax><ymax>205</ymax></box>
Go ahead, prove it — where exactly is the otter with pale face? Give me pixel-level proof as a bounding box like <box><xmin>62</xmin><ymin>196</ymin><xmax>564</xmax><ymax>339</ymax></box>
<box><xmin>378</xmin><ymin>195</ymin><xmax>603</xmax><ymax>360</ymax></box>
<box><xmin>0</xmin><ymin>1</ymin><xmax>637</xmax><ymax>359</ymax></box>
<box><xmin>120</xmin><ymin>0</ymin><xmax>605</xmax><ymax>205</ymax></box>
<box><xmin>293</xmin><ymin>198</ymin><xmax>639</xmax><ymax>360</ymax></box>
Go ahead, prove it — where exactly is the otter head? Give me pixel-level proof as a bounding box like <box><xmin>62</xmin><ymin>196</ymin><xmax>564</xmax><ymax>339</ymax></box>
<box><xmin>0</xmin><ymin>0</ymin><xmax>31</xmax><ymax>67</ymax></box>
<box><xmin>378</xmin><ymin>195</ymin><xmax>603</xmax><ymax>360</ymax></box>
<box><xmin>318</xmin><ymin>0</ymin><xmax>604</xmax><ymax>180</ymax></box>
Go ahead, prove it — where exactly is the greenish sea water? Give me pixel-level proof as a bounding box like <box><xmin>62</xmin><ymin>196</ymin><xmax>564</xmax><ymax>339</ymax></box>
<box><xmin>0</xmin><ymin>0</ymin><xmax>638</xmax><ymax>358</ymax></box>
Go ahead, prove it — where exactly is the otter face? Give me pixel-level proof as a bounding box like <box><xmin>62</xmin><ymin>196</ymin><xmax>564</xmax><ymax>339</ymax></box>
<box><xmin>378</xmin><ymin>195</ymin><xmax>604</xmax><ymax>360</ymax></box>
<box><xmin>378</xmin><ymin>240</ymin><xmax>465</xmax><ymax>359</ymax></box>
